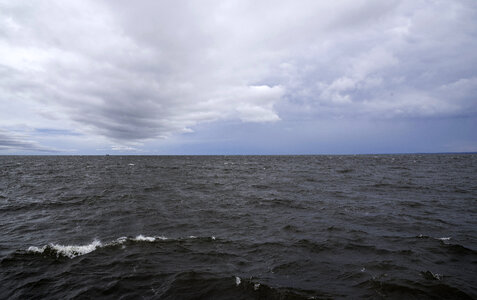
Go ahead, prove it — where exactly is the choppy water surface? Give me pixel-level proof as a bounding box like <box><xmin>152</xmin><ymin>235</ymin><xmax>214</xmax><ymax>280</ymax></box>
<box><xmin>0</xmin><ymin>154</ymin><xmax>476</xmax><ymax>299</ymax></box>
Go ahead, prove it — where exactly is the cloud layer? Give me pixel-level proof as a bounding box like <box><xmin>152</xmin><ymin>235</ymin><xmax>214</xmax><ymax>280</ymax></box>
<box><xmin>0</xmin><ymin>0</ymin><xmax>476</xmax><ymax>152</ymax></box>
<box><xmin>0</xmin><ymin>129</ymin><xmax>56</xmax><ymax>152</ymax></box>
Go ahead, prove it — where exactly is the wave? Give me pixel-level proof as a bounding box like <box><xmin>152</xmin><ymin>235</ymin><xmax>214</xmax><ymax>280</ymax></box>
<box><xmin>357</xmin><ymin>278</ymin><xmax>473</xmax><ymax>299</ymax></box>
<box><xmin>415</xmin><ymin>235</ymin><xmax>477</xmax><ymax>253</ymax></box>
<box><xmin>0</xmin><ymin>195</ymin><xmax>102</xmax><ymax>212</ymax></box>
<box><xmin>416</xmin><ymin>234</ymin><xmax>452</xmax><ymax>242</ymax></box>
<box><xmin>132</xmin><ymin>234</ymin><xmax>168</xmax><ymax>242</ymax></box>
<box><xmin>155</xmin><ymin>272</ymin><xmax>320</xmax><ymax>300</ymax></box>
<box><xmin>421</xmin><ymin>270</ymin><xmax>443</xmax><ymax>280</ymax></box>
<box><xmin>25</xmin><ymin>235</ymin><xmax>216</xmax><ymax>259</ymax></box>
<box><xmin>336</xmin><ymin>168</ymin><xmax>353</xmax><ymax>174</ymax></box>
<box><xmin>28</xmin><ymin>240</ymin><xmax>102</xmax><ymax>259</ymax></box>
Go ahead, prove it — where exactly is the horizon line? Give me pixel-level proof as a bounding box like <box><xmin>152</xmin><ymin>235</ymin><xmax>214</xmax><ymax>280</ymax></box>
<box><xmin>0</xmin><ymin>151</ymin><xmax>476</xmax><ymax>156</ymax></box>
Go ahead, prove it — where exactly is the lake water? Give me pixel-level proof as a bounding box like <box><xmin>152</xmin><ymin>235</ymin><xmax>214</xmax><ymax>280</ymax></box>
<box><xmin>1</xmin><ymin>154</ymin><xmax>476</xmax><ymax>299</ymax></box>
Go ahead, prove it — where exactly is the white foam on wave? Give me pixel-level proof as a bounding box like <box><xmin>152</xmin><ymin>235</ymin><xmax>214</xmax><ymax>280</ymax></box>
<box><xmin>28</xmin><ymin>240</ymin><xmax>102</xmax><ymax>258</ymax></box>
<box><xmin>437</xmin><ymin>237</ymin><xmax>451</xmax><ymax>241</ymax></box>
<box><xmin>423</xmin><ymin>270</ymin><xmax>443</xmax><ymax>280</ymax></box>
<box><xmin>134</xmin><ymin>235</ymin><xmax>155</xmax><ymax>242</ymax></box>
<box><xmin>432</xmin><ymin>272</ymin><xmax>443</xmax><ymax>280</ymax></box>
<box><xmin>103</xmin><ymin>236</ymin><xmax>127</xmax><ymax>247</ymax></box>
<box><xmin>52</xmin><ymin>240</ymin><xmax>102</xmax><ymax>258</ymax></box>
<box><xmin>133</xmin><ymin>235</ymin><xmax>168</xmax><ymax>242</ymax></box>
<box><xmin>26</xmin><ymin>234</ymin><xmax>215</xmax><ymax>259</ymax></box>
<box><xmin>115</xmin><ymin>236</ymin><xmax>128</xmax><ymax>244</ymax></box>
<box><xmin>27</xmin><ymin>246</ymin><xmax>45</xmax><ymax>253</ymax></box>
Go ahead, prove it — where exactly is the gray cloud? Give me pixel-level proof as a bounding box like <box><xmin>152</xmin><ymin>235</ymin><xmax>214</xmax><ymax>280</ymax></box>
<box><xmin>0</xmin><ymin>130</ymin><xmax>56</xmax><ymax>152</ymax></box>
<box><xmin>0</xmin><ymin>0</ymin><xmax>476</xmax><ymax>147</ymax></box>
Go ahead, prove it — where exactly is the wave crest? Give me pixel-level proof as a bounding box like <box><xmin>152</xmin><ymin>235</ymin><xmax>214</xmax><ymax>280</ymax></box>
<box><xmin>26</xmin><ymin>234</ymin><xmax>216</xmax><ymax>259</ymax></box>
<box><xmin>27</xmin><ymin>240</ymin><xmax>102</xmax><ymax>259</ymax></box>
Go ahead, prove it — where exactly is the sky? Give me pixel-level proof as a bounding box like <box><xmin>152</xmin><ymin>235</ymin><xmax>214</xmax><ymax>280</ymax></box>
<box><xmin>1</xmin><ymin>0</ymin><xmax>476</xmax><ymax>155</ymax></box>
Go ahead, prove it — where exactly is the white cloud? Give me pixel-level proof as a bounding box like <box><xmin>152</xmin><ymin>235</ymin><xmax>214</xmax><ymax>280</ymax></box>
<box><xmin>0</xmin><ymin>0</ymin><xmax>476</xmax><ymax>152</ymax></box>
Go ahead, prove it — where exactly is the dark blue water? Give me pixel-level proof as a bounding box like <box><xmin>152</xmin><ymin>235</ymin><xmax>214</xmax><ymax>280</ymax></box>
<box><xmin>1</xmin><ymin>154</ymin><xmax>476</xmax><ymax>299</ymax></box>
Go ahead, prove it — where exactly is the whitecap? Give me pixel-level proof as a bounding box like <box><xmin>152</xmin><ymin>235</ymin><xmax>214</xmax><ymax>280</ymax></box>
<box><xmin>128</xmin><ymin>163</ymin><xmax>135</xmax><ymax>166</ymax></box>
<box><xmin>423</xmin><ymin>270</ymin><xmax>443</xmax><ymax>280</ymax></box>
<box><xmin>113</xmin><ymin>236</ymin><xmax>128</xmax><ymax>245</ymax></box>
<box><xmin>134</xmin><ymin>235</ymin><xmax>156</xmax><ymax>242</ymax></box>
<box><xmin>27</xmin><ymin>246</ymin><xmax>46</xmax><ymax>253</ymax></box>
<box><xmin>437</xmin><ymin>237</ymin><xmax>451</xmax><ymax>241</ymax></box>
<box><xmin>26</xmin><ymin>235</ymin><xmax>172</xmax><ymax>259</ymax></box>
<box><xmin>53</xmin><ymin>240</ymin><xmax>102</xmax><ymax>258</ymax></box>
<box><xmin>28</xmin><ymin>240</ymin><xmax>103</xmax><ymax>258</ymax></box>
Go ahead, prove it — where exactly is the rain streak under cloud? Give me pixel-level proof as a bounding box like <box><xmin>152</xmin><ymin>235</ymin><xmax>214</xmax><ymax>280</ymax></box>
<box><xmin>0</xmin><ymin>0</ymin><xmax>476</xmax><ymax>154</ymax></box>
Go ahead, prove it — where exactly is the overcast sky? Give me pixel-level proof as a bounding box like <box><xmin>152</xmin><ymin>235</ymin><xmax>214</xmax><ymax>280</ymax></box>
<box><xmin>1</xmin><ymin>0</ymin><xmax>476</xmax><ymax>154</ymax></box>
